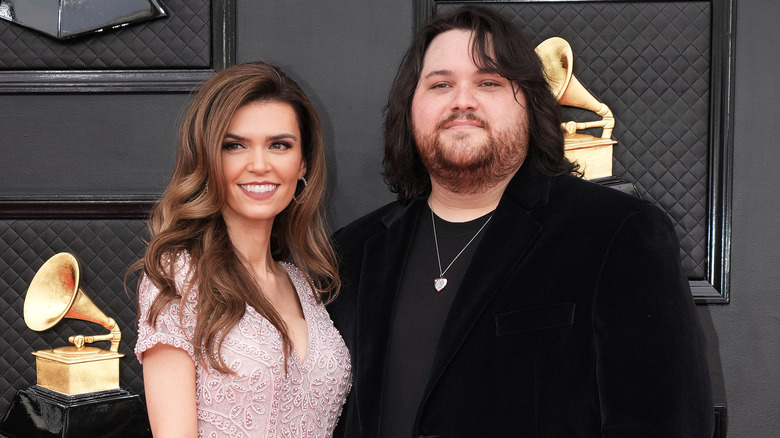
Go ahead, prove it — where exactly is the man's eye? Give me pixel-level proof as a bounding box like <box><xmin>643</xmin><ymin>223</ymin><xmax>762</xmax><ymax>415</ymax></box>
<box><xmin>480</xmin><ymin>81</ymin><xmax>500</xmax><ymax>87</ymax></box>
<box><xmin>431</xmin><ymin>83</ymin><xmax>450</xmax><ymax>89</ymax></box>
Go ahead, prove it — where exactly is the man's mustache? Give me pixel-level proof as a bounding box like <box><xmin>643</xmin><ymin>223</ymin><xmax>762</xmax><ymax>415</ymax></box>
<box><xmin>436</xmin><ymin>112</ymin><xmax>488</xmax><ymax>130</ymax></box>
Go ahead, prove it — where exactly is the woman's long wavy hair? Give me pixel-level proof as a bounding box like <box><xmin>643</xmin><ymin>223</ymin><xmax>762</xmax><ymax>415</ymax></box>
<box><xmin>131</xmin><ymin>62</ymin><xmax>339</xmax><ymax>372</ymax></box>
<box><xmin>383</xmin><ymin>5</ymin><xmax>579</xmax><ymax>203</ymax></box>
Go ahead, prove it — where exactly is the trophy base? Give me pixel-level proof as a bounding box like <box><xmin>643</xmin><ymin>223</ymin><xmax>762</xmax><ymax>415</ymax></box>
<box><xmin>593</xmin><ymin>176</ymin><xmax>639</xmax><ymax>198</ymax></box>
<box><xmin>0</xmin><ymin>385</ymin><xmax>151</xmax><ymax>438</ymax></box>
<box><xmin>564</xmin><ymin>139</ymin><xmax>615</xmax><ymax>180</ymax></box>
<box><xmin>33</xmin><ymin>348</ymin><xmax>123</xmax><ymax>395</ymax></box>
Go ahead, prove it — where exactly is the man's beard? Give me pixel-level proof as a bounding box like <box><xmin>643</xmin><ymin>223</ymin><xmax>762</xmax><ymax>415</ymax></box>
<box><xmin>414</xmin><ymin>112</ymin><xmax>529</xmax><ymax>194</ymax></box>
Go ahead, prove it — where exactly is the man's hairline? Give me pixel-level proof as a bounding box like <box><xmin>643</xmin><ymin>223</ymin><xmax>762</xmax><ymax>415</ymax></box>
<box><xmin>411</xmin><ymin>30</ymin><xmax>527</xmax><ymax>110</ymax></box>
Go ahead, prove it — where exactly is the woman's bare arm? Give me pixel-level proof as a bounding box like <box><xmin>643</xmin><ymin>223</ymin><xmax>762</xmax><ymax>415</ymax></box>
<box><xmin>142</xmin><ymin>344</ymin><xmax>198</xmax><ymax>437</ymax></box>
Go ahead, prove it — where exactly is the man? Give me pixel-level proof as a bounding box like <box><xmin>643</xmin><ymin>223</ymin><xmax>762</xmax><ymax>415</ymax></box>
<box><xmin>329</xmin><ymin>5</ymin><xmax>713</xmax><ymax>437</ymax></box>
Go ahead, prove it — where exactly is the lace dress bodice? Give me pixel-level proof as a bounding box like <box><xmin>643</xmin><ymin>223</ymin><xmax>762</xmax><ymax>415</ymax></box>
<box><xmin>135</xmin><ymin>256</ymin><xmax>351</xmax><ymax>437</ymax></box>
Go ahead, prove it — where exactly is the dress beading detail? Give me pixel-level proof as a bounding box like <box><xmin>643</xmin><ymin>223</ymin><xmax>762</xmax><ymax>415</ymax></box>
<box><xmin>135</xmin><ymin>255</ymin><xmax>352</xmax><ymax>437</ymax></box>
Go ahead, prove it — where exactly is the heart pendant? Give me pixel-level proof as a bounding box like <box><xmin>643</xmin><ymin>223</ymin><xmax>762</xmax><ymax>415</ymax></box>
<box><xmin>434</xmin><ymin>277</ymin><xmax>448</xmax><ymax>292</ymax></box>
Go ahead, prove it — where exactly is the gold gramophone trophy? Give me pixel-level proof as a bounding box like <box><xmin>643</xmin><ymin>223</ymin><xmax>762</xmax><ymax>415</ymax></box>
<box><xmin>536</xmin><ymin>37</ymin><xmax>636</xmax><ymax>196</ymax></box>
<box><xmin>24</xmin><ymin>252</ymin><xmax>124</xmax><ymax>395</ymax></box>
<box><xmin>0</xmin><ymin>252</ymin><xmax>151</xmax><ymax>438</ymax></box>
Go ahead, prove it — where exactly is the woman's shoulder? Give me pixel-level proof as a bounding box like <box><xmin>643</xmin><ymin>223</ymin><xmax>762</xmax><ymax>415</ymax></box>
<box><xmin>165</xmin><ymin>250</ymin><xmax>194</xmax><ymax>277</ymax></box>
<box><xmin>152</xmin><ymin>250</ymin><xmax>195</xmax><ymax>282</ymax></box>
<box><xmin>278</xmin><ymin>261</ymin><xmax>317</xmax><ymax>301</ymax></box>
<box><xmin>278</xmin><ymin>261</ymin><xmax>306</xmax><ymax>286</ymax></box>
<box><xmin>139</xmin><ymin>250</ymin><xmax>198</xmax><ymax>302</ymax></box>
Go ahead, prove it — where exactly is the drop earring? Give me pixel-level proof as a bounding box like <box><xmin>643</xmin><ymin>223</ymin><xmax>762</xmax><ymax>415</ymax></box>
<box><xmin>292</xmin><ymin>176</ymin><xmax>307</xmax><ymax>203</ymax></box>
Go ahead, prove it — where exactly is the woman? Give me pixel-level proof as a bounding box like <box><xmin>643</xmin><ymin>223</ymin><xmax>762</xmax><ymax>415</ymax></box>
<box><xmin>133</xmin><ymin>62</ymin><xmax>351</xmax><ymax>437</ymax></box>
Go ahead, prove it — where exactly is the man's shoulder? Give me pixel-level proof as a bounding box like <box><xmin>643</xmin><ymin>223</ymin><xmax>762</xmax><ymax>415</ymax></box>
<box><xmin>334</xmin><ymin>200</ymin><xmax>408</xmax><ymax>244</ymax></box>
<box><xmin>551</xmin><ymin>174</ymin><xmax>650</xmax><ymax>211</ymax></box>
<box><xmin>539</xmin><ymin>173</ymin><xmax>677</xmax><ymax>231</ymax></box>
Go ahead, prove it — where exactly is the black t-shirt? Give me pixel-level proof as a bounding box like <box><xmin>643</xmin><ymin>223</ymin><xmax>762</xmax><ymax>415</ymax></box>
<box><xmin>379</xmin><ymin>204</ymin><xmax>492</xmax><ymax>437</ymax></box>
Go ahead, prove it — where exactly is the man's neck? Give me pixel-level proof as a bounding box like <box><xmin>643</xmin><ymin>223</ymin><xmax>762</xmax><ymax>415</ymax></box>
<box><xmin>428</xmin><ymin>175</ymin><xmax>513</xmax><ymax>222</ymax></box>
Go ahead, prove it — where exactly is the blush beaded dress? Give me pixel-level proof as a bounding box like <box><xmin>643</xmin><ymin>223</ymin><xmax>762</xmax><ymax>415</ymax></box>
<box><xmin>135</xmin><ymin>255</ymin><xmax>352</xmax><ymax>437</ymax></box>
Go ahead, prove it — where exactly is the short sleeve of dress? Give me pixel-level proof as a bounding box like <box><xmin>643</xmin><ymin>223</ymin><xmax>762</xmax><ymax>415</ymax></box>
<box><xmin>134</xmin><ymin>255</ymin><xmax>199</xmax><ymax>364</ymax></box>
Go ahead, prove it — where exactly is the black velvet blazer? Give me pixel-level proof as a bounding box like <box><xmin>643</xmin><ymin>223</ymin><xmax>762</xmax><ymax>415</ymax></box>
<box><xmin>328</xmin><ymin>163</ymin><xmax>714</xmax><ymax>437</ymax></box>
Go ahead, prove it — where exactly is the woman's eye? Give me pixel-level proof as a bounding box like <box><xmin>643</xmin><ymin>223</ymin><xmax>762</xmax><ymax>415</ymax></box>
<box><xmin>269</xmin><ymin>142</ymin><xmax>291</xmax><ymax>150</ymax></box>
<box><xmin>222</xmin><ymin>142</ymin><xmax>244</xmax><ymax>151</ymax></box>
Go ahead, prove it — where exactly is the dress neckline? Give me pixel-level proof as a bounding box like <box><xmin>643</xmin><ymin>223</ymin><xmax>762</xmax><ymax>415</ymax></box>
<box><xmin>278</xmin><ymin>262</ymin><xmax>314</xmax><ymax>369</ymax></box>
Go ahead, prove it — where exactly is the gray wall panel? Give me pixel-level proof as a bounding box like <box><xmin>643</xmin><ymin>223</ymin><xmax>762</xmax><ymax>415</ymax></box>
<box><xmin>235</xmin><ymin>0</ymin><xmax>408</xmax><ymax>228</ymax></box>
<box><xmin>0</xmin><ymin>94</ymin><xmax>184</xmax><ymax>196</ymax></box>
<box><xmin>708</xmin><ymin>0</ymin><xmax>780</xmax><ymax>435</ymax></box>
<box><xmin>0</xmin><ymin>0</ymin><xmax>778</xmax><ymax>435</ymax></box>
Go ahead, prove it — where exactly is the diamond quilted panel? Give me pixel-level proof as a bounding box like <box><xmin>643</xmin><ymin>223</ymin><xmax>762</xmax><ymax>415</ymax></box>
<box><xmin>439</xmin><ymin>2</ymin><xmax>710</xmax><ymax>279</ymax></box>
<box><xmin>0</xmin><ymin>0</ymin><xmax>211</xmax><ymax>69</ymax></box>
<box><xmin>0</xmin><ymin>219</ymin><xmax>149</xmax><ymax>414</ymax></box>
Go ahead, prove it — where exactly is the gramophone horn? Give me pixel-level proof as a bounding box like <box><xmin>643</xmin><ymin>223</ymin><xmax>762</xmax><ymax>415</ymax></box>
<box><xmin>535</xmin><ymin>36</ymin><xmax>573</xmax><ymax>100</ymax></box>
<box><xmin>535</xmin><ymin>37</ymin><xmax>614</xmax><ymax>138</ymax></box>
<box><xmin>24</xmin><ymin>252</ymin><xmax>121</xmax><ymax>352</ymax></box>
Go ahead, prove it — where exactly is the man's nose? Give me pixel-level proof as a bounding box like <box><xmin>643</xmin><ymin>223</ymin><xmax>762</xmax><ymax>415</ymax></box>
<box><xmin>450</xmin><ymin>85</ymin><xmax>479</xmax><ymax>112</ymax></box>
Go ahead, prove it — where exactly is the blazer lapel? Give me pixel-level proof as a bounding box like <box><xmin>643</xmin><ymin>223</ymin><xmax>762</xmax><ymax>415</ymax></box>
<box><xmin>354</xmin><ymin>201</ymin><xmax>423</xmax><ymax>435</ymax></box>
<box><xmin>421</xmin><ymin>164</ymin><xmax>551</xmax><ymax>404</ymax></box>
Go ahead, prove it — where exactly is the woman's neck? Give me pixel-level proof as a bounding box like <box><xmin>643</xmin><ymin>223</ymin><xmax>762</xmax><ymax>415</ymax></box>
<box><xmin>224</xmin><ymin>218</ymin><xmax>277</xmax><ymax>277</ymax></box>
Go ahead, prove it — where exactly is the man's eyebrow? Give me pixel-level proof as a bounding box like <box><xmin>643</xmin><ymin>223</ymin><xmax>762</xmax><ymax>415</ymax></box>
<box><xmin>422</xmin><ymin>68</ymin><xmax>502</xmax><ymax>80</ymax></box>
<box><xmin>477</xmin><ymin>67</ymin><xmax>501</xmax><ymax>75</ymax></box>
<box><xmin>422</xmin><ymin>69</ymin><xmax>453</xmax><ymax>80</ymax></box>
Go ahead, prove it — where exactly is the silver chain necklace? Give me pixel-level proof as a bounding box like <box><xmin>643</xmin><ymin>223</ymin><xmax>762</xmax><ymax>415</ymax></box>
<box><xmin>431</xmin><ymin>209</ymin><xmax>493</xmax><ymax>292</ymax></box>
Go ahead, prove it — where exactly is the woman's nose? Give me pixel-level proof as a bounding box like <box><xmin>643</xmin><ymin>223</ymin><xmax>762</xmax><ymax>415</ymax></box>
<box><xmin>247</xmin><ymin>148</ymin><xmax>270</xmax><ymax>172</ymax></box>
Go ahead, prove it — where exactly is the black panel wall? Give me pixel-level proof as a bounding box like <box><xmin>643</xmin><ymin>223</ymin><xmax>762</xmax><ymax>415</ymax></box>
<box><xmin>1</xmin><ymin>0</ymin><xmax>779</xmax><ymax>436</ymax></box>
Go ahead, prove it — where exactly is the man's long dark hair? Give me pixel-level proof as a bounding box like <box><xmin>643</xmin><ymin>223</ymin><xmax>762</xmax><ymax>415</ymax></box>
<box><xmin>383</xmin><ymin>5</ymin><xmax>578</xmax><ymax>203</ymax></box>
